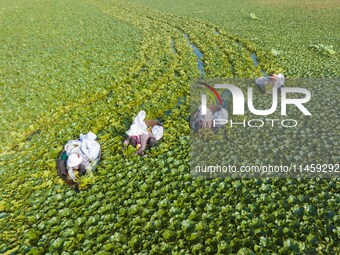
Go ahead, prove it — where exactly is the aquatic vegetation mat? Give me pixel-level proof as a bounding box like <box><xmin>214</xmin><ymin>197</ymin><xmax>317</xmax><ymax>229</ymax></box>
<box><xmin>0</xmin><ymin>0</ymin><xmax>339</xmax><ymax>254</ymax></box>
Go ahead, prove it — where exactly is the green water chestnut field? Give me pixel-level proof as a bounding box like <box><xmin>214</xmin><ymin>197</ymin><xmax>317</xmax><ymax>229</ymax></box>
<box><xmin>0</xmin><ymin>0</ymin><xmax>339</xmax><ymax>254</ymax></box>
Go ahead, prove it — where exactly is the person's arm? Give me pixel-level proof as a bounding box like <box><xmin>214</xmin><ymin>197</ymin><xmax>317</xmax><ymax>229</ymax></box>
<box><xmin>123</xmin><ymin>136</ymin><xmax>131</xmax><ymax>146</ymax></box>
<box><xmin>137</xmin><ymin>133</ymin><xmax>150</xmax><ymax>155</ymax></box>
<box><xmin>193</xmin><ymin>111</ymin><xmax>198</xmax><ymax>120</ymax></box>
<box><xmin>68</xmin><ymin>168</ymin><xmax>76</xmax><ymax>180</ymax></box>
<box><xmin>79</xmin><ymin>164</ymin><xmax>87</xmax><ymax>176</ymax></box>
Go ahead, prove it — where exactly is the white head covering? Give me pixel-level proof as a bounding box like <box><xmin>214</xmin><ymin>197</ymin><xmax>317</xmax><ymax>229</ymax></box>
<box><xmin>65</xmin><ymin>140</ymin><xmax>82</xmax><ymax>156</ymax></box>
<box><xmin>81</xmin><ymin>139</ymin><xmax>100</xmax><ymax>161</ymax></box>
<box><xmin>213</xmin><ymin>108</ymin><xmax>228</xmax><ymax>120</ymax></box>
<box><xmin>80</xmin><ymin>131</ymin><xmax>97</xmax><ymax>142</ymax></box>
<box><xmin>67</xmin><ymin>153</ymin><xmax>83</xmax><ymax>168</ymax></box>
<box><xmin>126</xmin><ymin>124</ymin><xmax>146</xmax><ymax>136</ymax></box>
<box><xmin>133</xmin><ymin>111</ymin><xmax>148</xmax><ymax>130</ymax></box>
<box><xmin>276</xmin><ymin>73</ymin><xmax>285</xmax><ymax>87</ymax></box>
<box><xmin>126</xmin><ymin>111</ymin><xmax>148</xmax><ymax>136</ymax></box>
<box><xmin>152</xmin><ymin>125</ymin><xmax>164</xmax><ymax>140</ymax></box>
<box><xmin>78</xmin><ymin>131</ymin><xmax>101</xmax><ymax>162</ymax></box>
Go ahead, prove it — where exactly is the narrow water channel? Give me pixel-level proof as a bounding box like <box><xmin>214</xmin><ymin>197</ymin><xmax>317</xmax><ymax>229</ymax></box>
<box><xmin>170</xmin><ymin>38</ymin><xmax>177</xmax><ymax>54</ymax></box>
<box><xmin>251</xmin><ymin>52</ymin><xmax>267</xmax><ymax>75</ymax></box>
<box><xmin>184</xmin><ymin>34</ymin><xmax>205</xmax><ymax>78</ymax></box>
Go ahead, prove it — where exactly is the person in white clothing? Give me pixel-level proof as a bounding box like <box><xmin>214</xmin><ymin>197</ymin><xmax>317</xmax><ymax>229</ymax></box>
<box><xmin>191</xmin><ymin>105</ymin><xmax>214</xmax><ymax>132</ymax></box>
<box><xmin>66</xmin><ymin>152</ymin><xmax>88</xmax><ymax>181</ymax></box>
<box><xmin>255</xmin><ymin>73</ymin><xmax>285</xmax><ymax>94</ymax></box>
<box><xmin>59</xmin><ymin>132</ymin><xmax>101</xmax><ymax>183</ymax></box>
<box><xmin>123</xmin><ymin>111</ymin><xmax>163</xmax><ymax>155</ymax></box>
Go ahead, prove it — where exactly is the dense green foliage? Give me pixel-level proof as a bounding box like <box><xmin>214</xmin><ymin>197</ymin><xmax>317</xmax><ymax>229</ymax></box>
<box><xmin>0</xmin><ymin>0</ymin><xmax>339</xmax><ymax>254</ymax></box>
<box><xmin>129</xmin><ymin>0</ymin><xmax>339</xmax><ymax>77</ymax></box>
<box><xmin>0</xmin><ymin>0</ymin><xmax>141</xmax><ymax>148</ymax></box>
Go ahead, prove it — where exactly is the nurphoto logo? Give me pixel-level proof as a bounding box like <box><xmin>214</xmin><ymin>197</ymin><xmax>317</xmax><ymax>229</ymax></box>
<box><xmin>199</xmin><ymin>82</ymin><xmax>311</xmax><ymax>128</ymax></box>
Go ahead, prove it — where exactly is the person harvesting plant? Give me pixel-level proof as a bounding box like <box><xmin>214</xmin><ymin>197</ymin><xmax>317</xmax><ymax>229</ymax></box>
<box><xmin>255</xmin><ymin>73</ymin><xmax>285</xmax><ymax>94</ymax></box>
<box><xmin>123</xmin><ymin>111</ymin><xmax>163</xmax><ymax>155</ymax></box>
